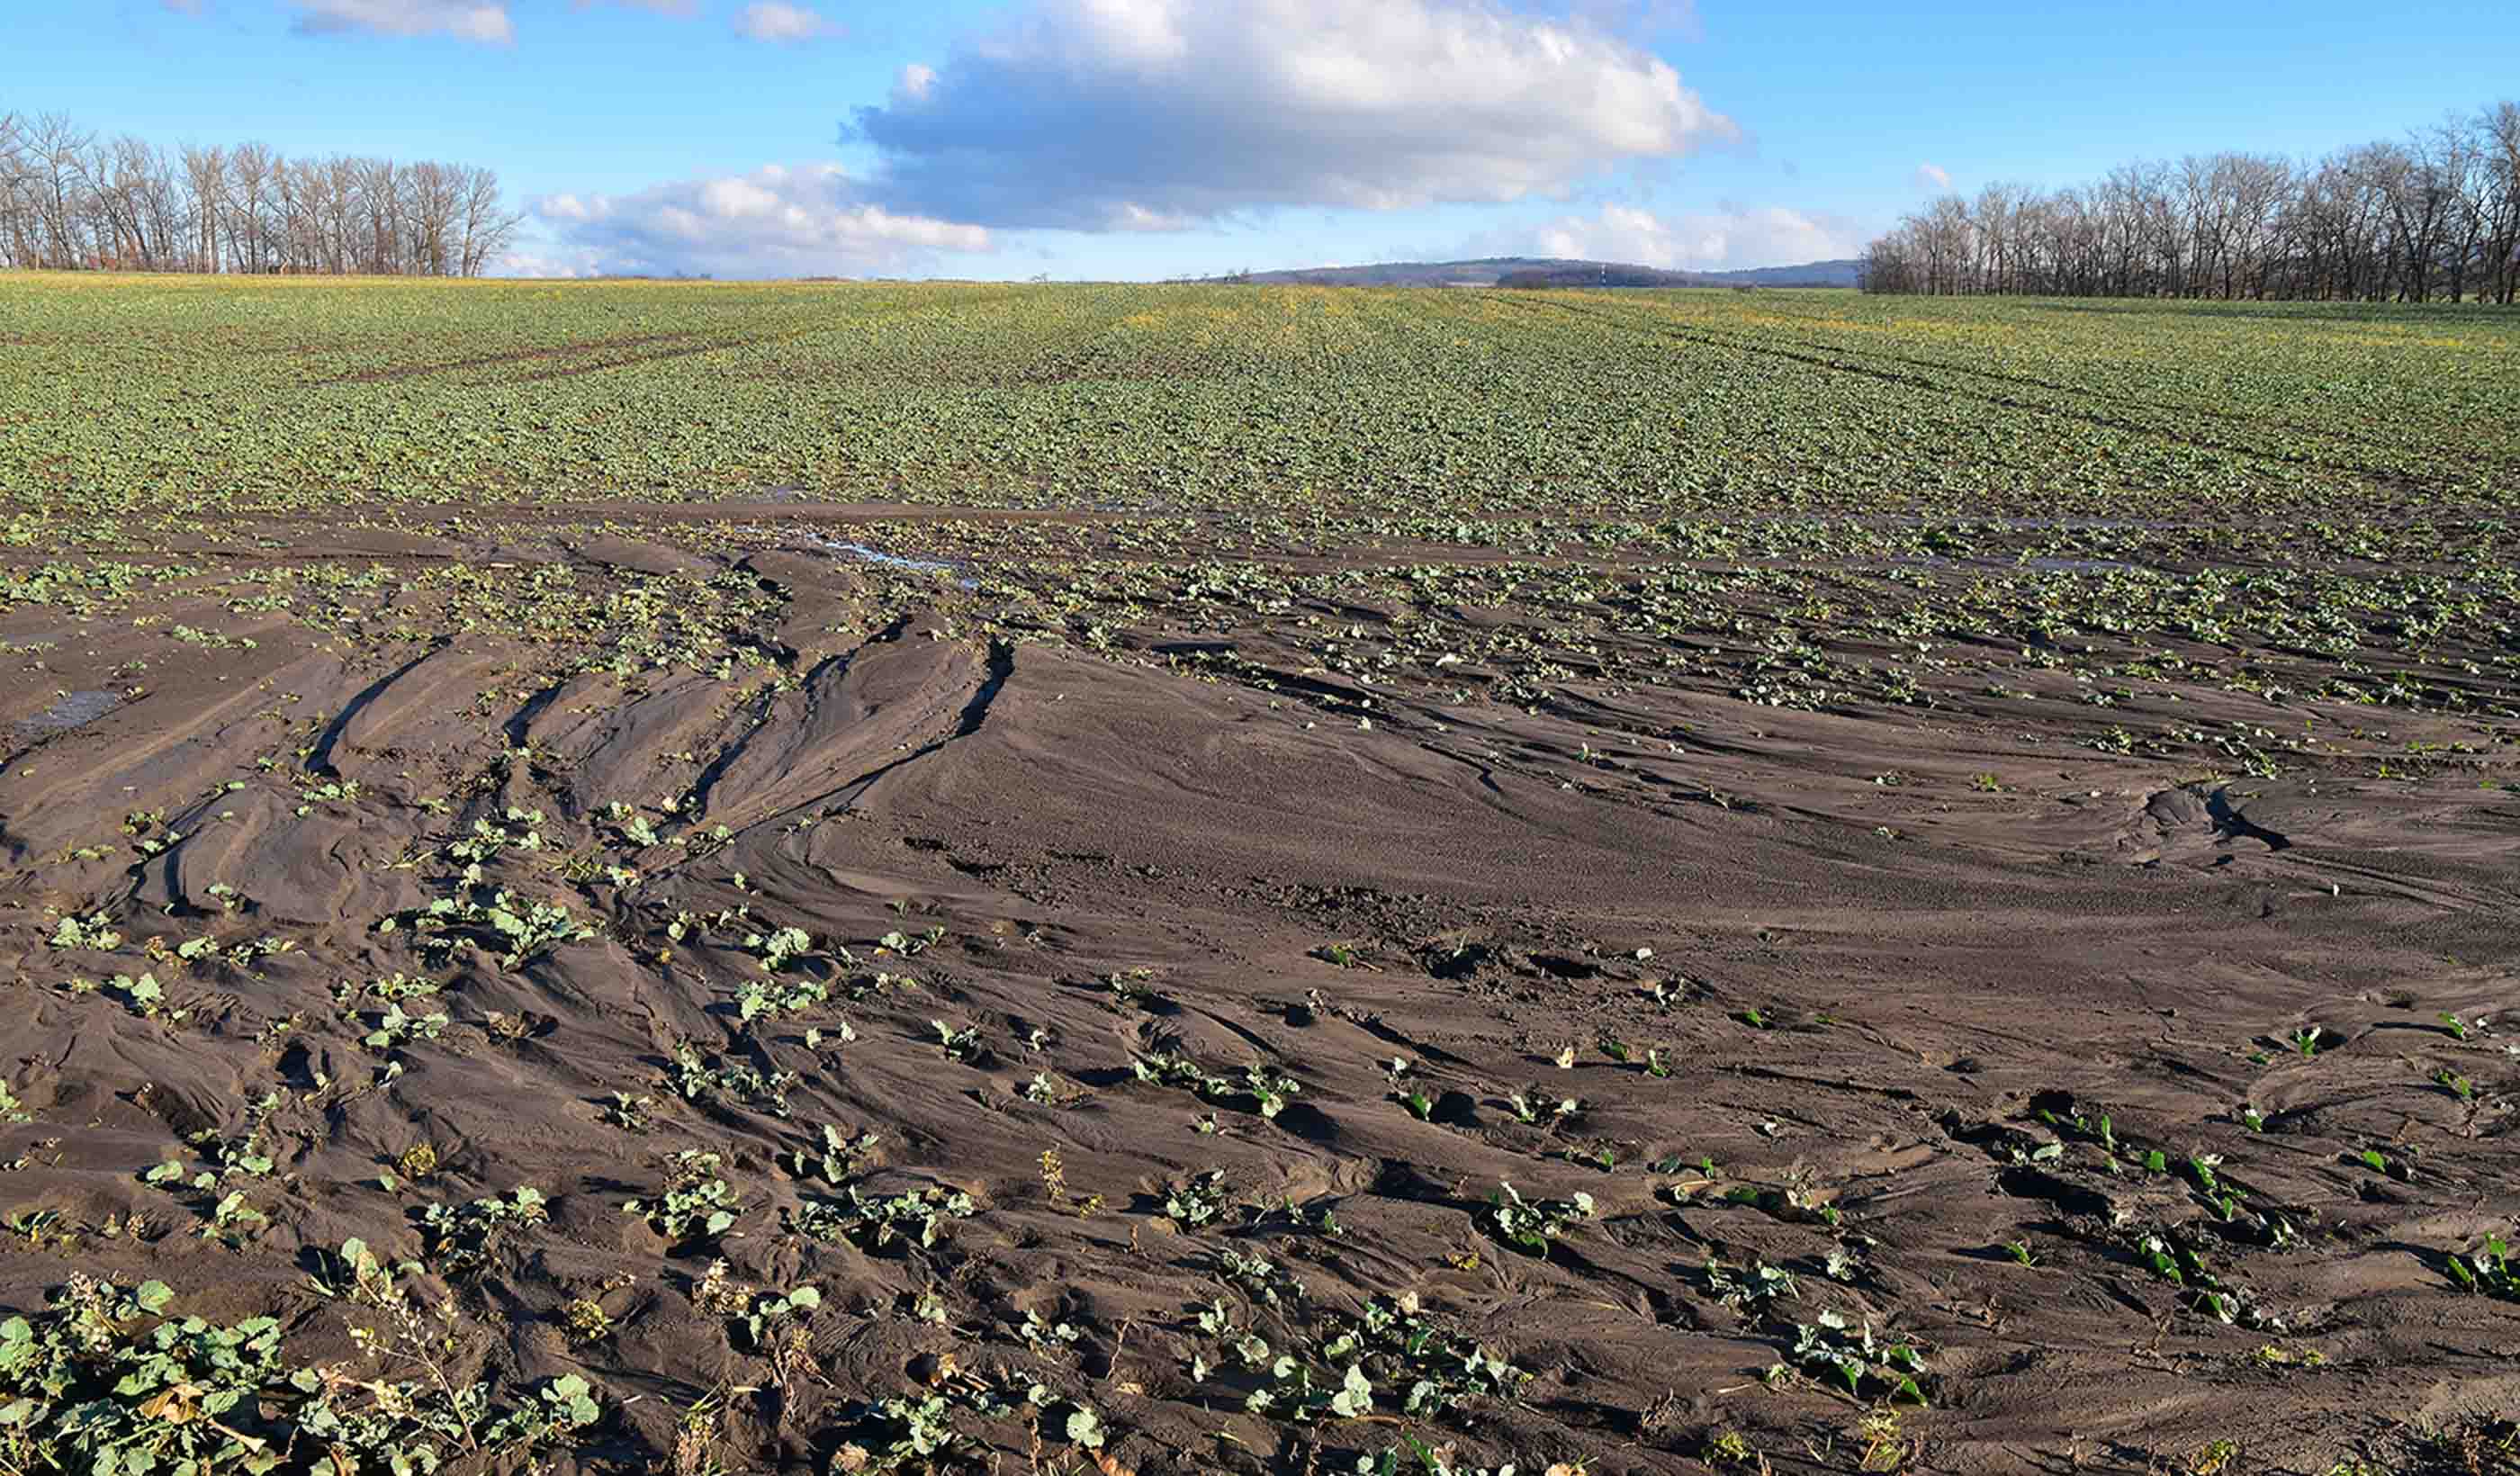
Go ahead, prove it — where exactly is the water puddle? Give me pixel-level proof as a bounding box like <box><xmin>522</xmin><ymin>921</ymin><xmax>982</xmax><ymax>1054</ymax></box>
<box><xmin>806</xmin><ymin>536</ymin><xmax>979</xmax><ymax>590</ymax></box>
<box><xmin>1736</xmin><ymin>515</ymin><xmax>2190</xmax><ymax>532</ymax></box>
<box><xmin>14</xmin><ymin>688</ymin><xmax>116</xmax><ymax>741</ymax></box>
<box><xmin>2017</xmin><ymin>556</ymin><xmax>2146</xmax><ymax>574</ymax></box>
<box><xmin>1883</xmin><ymin>554</ymin><xmax>2151</xmax><ymax>576</ymax></box>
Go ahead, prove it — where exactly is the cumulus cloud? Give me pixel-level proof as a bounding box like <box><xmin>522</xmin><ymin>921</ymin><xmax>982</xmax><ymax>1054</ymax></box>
<box><xmin>1912</xmin><ymin>162</ymin><xmax>1951</xmax><ymax>191</ymax></box>
<box><xmin>848</xmin><ymin>0</ymin><xmax>1738</xmax><ymax>230</ymax></box>
<box><xmin>1522</xmin><ymin>202</ymin><xmax>1864</xmax><ymax>271</ymax></box>
<box><xmin>495</xmin><ymin>246</ymin><xmax>612</xmax><ymax>280</ymax></box>
<box><xmin>536</xmin><ymin>163</ymin><xmax>993</xmax><ymax>278</ymax></box>
<box><xmin>1563</xmin><ymin>0</ymin><xmax>1701</xmax><ymax>40</ymax></box>
<box><xmin>736</xmin><ymin>2</ymin><xmax>838</xmax><ymax>41</ymax></box>
<box><xmin>288</xmin><ymin>0</ymin><xmax>513</xmax><ymax>41</ymax></box>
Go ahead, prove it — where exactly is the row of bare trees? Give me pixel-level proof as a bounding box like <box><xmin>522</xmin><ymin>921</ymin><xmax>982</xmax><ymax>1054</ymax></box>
<box><xmin>0</xmin><ymin>110</ymin><xmax>521</xmax><ymax>276</ymax></box>
<box><xmin>1860</xmin><ymin>102</ymin><xmax>2520</xmax><ymax>302</ymax></box>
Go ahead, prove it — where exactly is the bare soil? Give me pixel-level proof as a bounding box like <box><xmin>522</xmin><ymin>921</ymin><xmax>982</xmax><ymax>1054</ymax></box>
<box><xmin>3</xmin><ymin>511</ymin><xmax>2516</xmax><ymax>1475</ymax></box>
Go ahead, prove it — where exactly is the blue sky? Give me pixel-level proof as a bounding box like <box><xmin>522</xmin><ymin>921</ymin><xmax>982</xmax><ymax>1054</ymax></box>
<box><xmin>12</xmin><ymin>0</ymin><xmax>2517</xmax><ymax>279</ymax></box>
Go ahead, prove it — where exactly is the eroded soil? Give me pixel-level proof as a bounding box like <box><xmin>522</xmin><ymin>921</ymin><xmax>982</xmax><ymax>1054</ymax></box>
<box><xmin>3</xmin><ymin>507</ymin><xmax>2516</xmax><ymax>1475</ymax></box>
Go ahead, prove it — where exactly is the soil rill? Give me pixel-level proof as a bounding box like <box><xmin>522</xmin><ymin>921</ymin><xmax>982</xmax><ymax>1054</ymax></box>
<box><xmin>1</xmin><ymin>277</ymin><xmax>2517</xmax><ymax>1475</ymax></box>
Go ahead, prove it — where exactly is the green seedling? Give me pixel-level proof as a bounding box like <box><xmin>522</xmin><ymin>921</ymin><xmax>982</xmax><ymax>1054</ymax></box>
<box><xmin>789</xmin><ymin>1184</ymin><xmax>974</xmax><ymax>1251</ymax></box>
<box><xmin>877</xmin><ymin>925</ymin><xmax>944</xmax><ymax>956</ymax></box>
<box><xmin>623</xmin><ymin>1151</ymin><xmax>741</xmax><ymax>1244</ymax></box>
<box><xmin>831</xmin><ymin>1392</ymin><xmax>962</xmax><ymax>1470</ymax></box>
<box><xmin>2354</xmin><ymin>1146</ymin><xmax>2414</xmax><ymax>1181</ymax></box>
<box><xmin>382</xmin><ymin>888</ymin><xmax>595</xmax><ymax>968</ymax></box>
<box><xmin>737</xmin><ymin>974</ymin><xmax>826</xmax><ymax>1022</ymax></box>
<box><xmin>1483</xmin><ymin>1180</ymin><xmax>1594</xmax><ymax>1256</ymax></box>
<box><xmin>48</xmin><ymin>913</ymin><xmax>122</xmax><ymax>951</ymax></box>
<box><xmin>745</xmin><ymin>924</ymin><xmax>816</xmax><ymax>971</ymax></box>
<box><xmin>1213</xmin><ymin>1292</ymin><xmax>1525</xmax><ymax>1426</ymax></box>
<box><xmin>418</xmin><ymin>1185</ymin><xmax>548</xmax><ymax>1274</ymax></box>
<box><xmin>1164</xmin><ymin>1168</ymin><xmax>1231</xmax><ymax>1228</ymax></box>
<box><xmin>670</xmin><ymin>1045</ymin><xmax>796</xmax><ymax>1117</ymax></box>
<box><xmin>1702</xmin><ymin>1256</ymin><xmax>1797</xmax><ymax>1312</ymax></box>
<box><xmin>735</xmin><ymin>1283</ymin><xmax>820</xmax><ymax>1354</ymax></box>
<box><xmin>1506</xmin><ymin>1085</ymin><xmax>1580</xmax><ymax>1128</ymax></box>
<box><xmin>1790</xmin><ymin>1310</ymin><xmax>1928</xmax><ymax>1404</ymax></box>
<box><xmin>363</xmin><ymin>1003</ymin><xmax>448</xmax><ymax>1051</ymax></box>
<box><xmin>2447</xmin><ymin>1233</ymin><xmax>2520</xmax><ymax>1300</ymax></box>
<box><xmin>0</xmin><ymin>1275</ymin><xmax>593</xmax><ymax>1476</ymax></box>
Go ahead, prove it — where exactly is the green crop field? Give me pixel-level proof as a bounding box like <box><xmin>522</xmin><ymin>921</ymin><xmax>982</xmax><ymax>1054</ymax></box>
<box><xmin>4</xmin><ymin>274</ymin><xmax>2516</xmax><ymax>539</ymax></box>
<box><xmin>6</xmin><ymin>273</ymin><xmax>2514</xmax><ymax>732</ymax></box>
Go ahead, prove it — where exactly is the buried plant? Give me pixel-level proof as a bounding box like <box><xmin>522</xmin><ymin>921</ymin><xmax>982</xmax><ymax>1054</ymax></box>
<box><xmin>670</xmin><ymin>1043</ymin><xmax>798</xmax><ymax>1118</ymax></box>
<box><xmin>1164</xmin><ymin>1168</ymin><xmax>1233</xmax><ymax>1229</ymax></box>
<box><xmin>1210</xmin><ymin>1291</ymin><xmax>1530</xmax><ymax>1426</ymax></box>
<box><xmin>418</xmin><ymin>1185</ymin><xmax>550</xmax><ymax>1276</ymax></box>
<box><xmin>624</xmin><ymin>1150</ymin><xmax>743</xmax><ymax>1245</ymax></box>
<box><xmin>788</xmin><ymin>1123</ymin><xmax>882</xmax><ymax>1186</ymax></box>
<box><xmin>789</xmin><ymin>1184</ymin><xmax>976</xmax><ymax>1252</ymax></box>
<box><xmin>381</xmin><ymin>887</ymin><xmax>596</xmax><ymax>968</ymax></box>
<box><xmin>2447</xmin><ymin>1233</ymin><xmax>2520</xmax><ymax>1300</ymax></box>
<box><xmin>830</xmin><ymin>1392</ymin><xmax>965</xmax><ymax>1472</ymax></box>
<box><xmin>0</xmin><ymin>1268</ymin><xmax>599</xmax><ymax>1476</ymax></box>
<box><xmin>1483</xmin><ymin>1181</ymin><xmax>1594</xmax><ymax>1256</ymax></box>
<box><xmin>1132</xmin><ymin>1049</ymin><xmax>1301</xmax><ymax>1120</ymax></box>
<box><xmin>1785</xmin><ymin>1310</ymin><xmax>1930</xmax><ymax>1404</ymax></box>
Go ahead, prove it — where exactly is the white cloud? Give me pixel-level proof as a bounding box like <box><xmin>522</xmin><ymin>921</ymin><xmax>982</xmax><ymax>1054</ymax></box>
<box><xmin>536</xmin><ymin>163</ymin><xmax>993</xmax><ymax>278</ymax></box>
<box><xmin>1574</xmin><ymin>0</ymin><xmax>1701</xmax><ymax>38</ymax></box>
<box><xmin>288</xmin><ymin>0</ymin><xmax>513</xmax><ymax>41</ymax></box>
<box><xmin>1522</xmin><ymin>202</ymin><xmax>1865</xmax><ymax>271</ymax></box>
<box><xmin>495</xmin><ymin>246</ymin><xmax>611</xmax><ymax>279</ymax></box>
<box><xmin>736</xmin><ymin>2</ymin><xmax>838</xmax><ymax>42</ymax></box>
<box><xmin>850</xmin><ymin>0</ymin><xmax>1739</xmax><ymax>230</ymax></box>
<box><xmin>1912</xmin><ymin>162</ymin><xmax>1951</xmax><ymax>191</ymax></box>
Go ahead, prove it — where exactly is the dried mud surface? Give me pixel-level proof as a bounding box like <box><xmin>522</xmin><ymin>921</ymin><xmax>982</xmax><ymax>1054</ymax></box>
<box><xmin>3</xmin><ymin>510</ymin><xmax>2517</xmax><ymax>1476</ymax></box>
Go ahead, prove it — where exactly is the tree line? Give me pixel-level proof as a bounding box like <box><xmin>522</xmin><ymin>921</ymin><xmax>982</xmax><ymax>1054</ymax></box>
<box><xmin>1859</xmin><ymin>101</ymin><xmax>2520</xmax><ymax>302</ymax></box>
<box><xmin>0</xmin><ymin>110</ymin><xmax>522</xmax><ymax>277</ymax></box>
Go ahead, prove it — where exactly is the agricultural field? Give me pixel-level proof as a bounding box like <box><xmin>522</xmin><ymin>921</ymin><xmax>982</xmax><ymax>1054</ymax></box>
<box><xmin>0</xmin><ymin>273</ymin><xmax>2516</xmax><ymax>1476</ymax></box>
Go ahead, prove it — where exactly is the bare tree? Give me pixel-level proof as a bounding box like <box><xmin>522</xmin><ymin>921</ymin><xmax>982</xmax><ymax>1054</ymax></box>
<box><xmin>0</xmin><ymin>112</ymin><xmax>39</xmax><ymax>267</ymax></box>
<box><xmin>1863</xmin><ymin>97</ymin><xmax>2520</xmax><ymax>303</ymax></box>
<box><xmin>178</xmin><ymin>145</ymin><xmax>227</xmax><ymax>272</ymax></box>
<box><xmin>0</xmin><ymin>112</ymin><xmax>520</xmax><ymax>277</ymax></box>
<box><xmin>455</xmin><ymin>164</ymin><xmax>520</xmax><ymax>276</ymax></box>
<box><xmin>24</xmin><ymin>113</ymin><xmax>95</xmax><ymax>267</ymax></box>
<box><xmin>2484</xmin><ymin>102</ymin><xmax>2520</xmax><ymax>302</ymax></box>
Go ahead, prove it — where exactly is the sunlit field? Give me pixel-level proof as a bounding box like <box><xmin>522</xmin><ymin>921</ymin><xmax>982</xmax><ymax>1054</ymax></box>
<box><xmin>2</xmin><ymin>273</ymin><xmax>2516</xmax><ymax>1476</ymax></box>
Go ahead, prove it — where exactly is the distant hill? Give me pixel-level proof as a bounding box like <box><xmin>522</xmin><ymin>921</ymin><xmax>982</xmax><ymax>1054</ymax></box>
<box><xmin>1226</xmin><ymin>256</ymin><xmax>1862</xmax><ymax>289</ymax></box>
<box><xmin>1696</xmin><ymin>258</ymin><xmax>1864</xmax><ymax>288</ymax></box>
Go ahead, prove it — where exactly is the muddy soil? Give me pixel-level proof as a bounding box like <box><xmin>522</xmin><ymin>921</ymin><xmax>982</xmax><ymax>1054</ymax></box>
<box><xmin>2</xmin><ymin>510</ymin><xmax>2516</xmax><ymax>1476</ymax></box>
